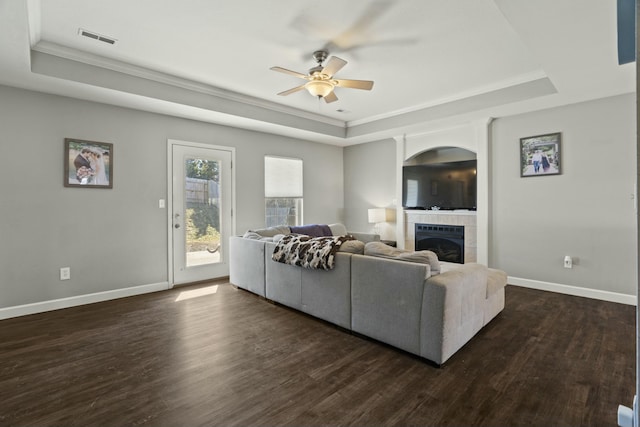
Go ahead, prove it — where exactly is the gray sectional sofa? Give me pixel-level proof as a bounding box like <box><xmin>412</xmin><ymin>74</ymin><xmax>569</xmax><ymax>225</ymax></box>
<box><xmin>229</xmin><ymin>223</ymin><xmax>506</xmax><ymax>365</ymax></box>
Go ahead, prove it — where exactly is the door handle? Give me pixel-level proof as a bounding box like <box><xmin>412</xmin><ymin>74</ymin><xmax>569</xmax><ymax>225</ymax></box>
<box><xmin>174</xmin><ymin>224</ymin><xmax>180</xmax><ymax>229</ymax></box>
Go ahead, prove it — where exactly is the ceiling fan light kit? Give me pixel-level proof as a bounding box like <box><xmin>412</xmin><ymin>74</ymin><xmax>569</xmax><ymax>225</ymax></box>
<box><xmin>271</xmin><ymin>49</ymin><xmax>373</xmax><ymax>104</ymax></box>
<box><xmin>305</xmin><ymin>79</ymin><xmax>334</xmax><ymax>98</ymax></box>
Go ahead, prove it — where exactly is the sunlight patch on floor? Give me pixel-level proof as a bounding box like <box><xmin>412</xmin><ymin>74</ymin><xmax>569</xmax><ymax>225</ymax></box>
<box><xmin>175</xmin><ymin>285</ymin><xmax>219</xmax><ymax>302</ymax></box>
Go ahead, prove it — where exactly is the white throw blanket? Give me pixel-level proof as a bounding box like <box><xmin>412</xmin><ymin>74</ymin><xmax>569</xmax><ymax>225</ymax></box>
<box><xmin>272</xmin><ymin>234</ymin><xmax>354</xmax><ymax>270</ymax></box>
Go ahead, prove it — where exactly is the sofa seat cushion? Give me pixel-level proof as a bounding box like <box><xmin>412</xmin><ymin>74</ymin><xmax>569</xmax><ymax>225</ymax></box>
<box><xmin>487</xmin><ymin>268</ymin><xmax>508</xmax><ymax>298</ymax></box>
<box><xmin>364</xmin><ymin>242</ymin><xmax>440</xmax><ymax>274</ymax></box>
<box><xmin>439</xmin><ymin>261</ymin><xmax>460</xmax><ymax>274</ymax></box>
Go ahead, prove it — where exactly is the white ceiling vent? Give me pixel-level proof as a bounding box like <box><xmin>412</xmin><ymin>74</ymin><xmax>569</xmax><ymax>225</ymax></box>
<box><xmin>78</xmin><ymin>28</ymin><xmax>117</xmax><ymax>45</ymax></box>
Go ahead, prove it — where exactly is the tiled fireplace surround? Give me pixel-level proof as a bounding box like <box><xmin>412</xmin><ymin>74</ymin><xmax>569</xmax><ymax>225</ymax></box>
<box><xmin>404</xmin><ymin>211</ymin><xmax>477</xmax><ymax>262</ymax></box>
<box><xmin>394</xmin><ymin>121</ymin><xmax>490</xmax><ymax>265</ymax></box>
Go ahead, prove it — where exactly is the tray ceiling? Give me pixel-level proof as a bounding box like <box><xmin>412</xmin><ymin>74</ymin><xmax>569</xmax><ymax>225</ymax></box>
<box><xmin>0</xmin><ymin>0</ymin><xmax>634</xmax><ymax>145</ymax></box>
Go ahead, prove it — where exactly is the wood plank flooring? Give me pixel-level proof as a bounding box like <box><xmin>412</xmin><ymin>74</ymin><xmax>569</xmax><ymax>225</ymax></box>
<box><xmin>0</xmin><ymin>281</ymin><xmax>634</xmax><ymax>426</ymax></box>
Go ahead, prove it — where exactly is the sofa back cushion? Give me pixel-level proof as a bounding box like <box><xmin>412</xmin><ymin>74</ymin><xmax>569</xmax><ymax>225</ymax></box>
<box><xmin>290</xmin><ymin>224</ymin><xmax>333</xmax><ymax>237</ymax></box>
<box><xmin>249</xmin><ymin>223</ymin><xmax>348</xmax><ymax>238</ymax></box>
<box><xmin>328</xmin><ymin>223</ymin><xmax>348</xmax><ymax>236</ymax></box>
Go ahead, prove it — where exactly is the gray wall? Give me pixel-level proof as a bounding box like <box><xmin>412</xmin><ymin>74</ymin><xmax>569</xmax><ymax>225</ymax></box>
<box><xmin>1</xmin><ymin>83</ymin><xmax>634</xmax><ymax>310</ymax></box>
<box><xmin>490</xmin><ymin>93</ymin><xmax>636</xmax><ymax>295</ymax></box>
<box><xmin>344</xmin><ymin>139</ymin><xmax>397</xmax><ymax>236</ymax></box>
<box><xmin>0</xmin><ymin>85</ymin><xmax>343</xmax><ymax>308</ymax></box>
<box><xmin>343</xmin><ymin>94</ymin><xmax>636</xmax><ymax>296</ymax></box>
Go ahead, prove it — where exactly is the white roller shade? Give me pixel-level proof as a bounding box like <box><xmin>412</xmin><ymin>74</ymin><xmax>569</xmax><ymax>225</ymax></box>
<box><xmin>265</xmin><ymin>156</ymin><xmax>303</xmax><ymax>198</ymax></box>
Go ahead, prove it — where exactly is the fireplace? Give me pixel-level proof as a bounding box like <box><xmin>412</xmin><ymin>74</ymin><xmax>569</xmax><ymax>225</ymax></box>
<box><xmin>415</xmin><ymin>223</ymin><xmax>465</xmax><ymax>263</ymax></box>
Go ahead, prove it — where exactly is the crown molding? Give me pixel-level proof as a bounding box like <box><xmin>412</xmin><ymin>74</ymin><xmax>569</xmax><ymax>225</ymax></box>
<box><xmin>347</xmin><ymin>70</ymin><xmax>550</xmax><ymax>127</ymax></box>
<box><xmin>26</xmin><ymin>0</ymin><xmax>41</xmax><ymax>47</ymax></box>
<box><xmin>32</xmin><ymin>41</ymin><xmax>346</xmax><ymax>129</ymax></box>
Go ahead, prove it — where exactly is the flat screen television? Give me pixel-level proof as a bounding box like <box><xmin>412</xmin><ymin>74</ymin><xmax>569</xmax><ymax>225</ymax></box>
<box><xmin>402</xmin><ymin>160</ymin><xmax>477</xmax><ymax>210</ymax></box>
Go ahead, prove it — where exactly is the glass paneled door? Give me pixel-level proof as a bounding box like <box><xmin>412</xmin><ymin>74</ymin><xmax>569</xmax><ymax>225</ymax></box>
<box><xmin>171</xmin><ymin>142</ymin><xmax>232</xmax><ymax>285</ymax></box>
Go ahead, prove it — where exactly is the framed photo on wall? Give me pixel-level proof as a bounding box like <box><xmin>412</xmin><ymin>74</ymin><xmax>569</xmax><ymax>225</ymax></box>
<box><xmin>520</xmin><ymin>132</ymin><xmax>561</xmax><ymax>177</ymax></box>
<box><xmin>64</xmin><ymin>138</ymin><xmax>113</xmax><ymax>188</ymax></box>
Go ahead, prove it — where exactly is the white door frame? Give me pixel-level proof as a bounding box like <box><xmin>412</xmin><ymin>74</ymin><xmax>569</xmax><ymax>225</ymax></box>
<box><xmin>167</xmin><ymin>139</ymin><xmax>236</xmax><ymax>287</ymax></box>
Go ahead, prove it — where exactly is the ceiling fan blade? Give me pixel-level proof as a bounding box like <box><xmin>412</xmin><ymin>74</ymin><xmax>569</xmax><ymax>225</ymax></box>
<box><xmin>270</xmin><ymin>66</ymin><xmax>308</xmax><ymax>79</ymax></box>
<box><xmin>293</xmin><ymin>0</ymin><xmax>396</xmax><ymax>55</ymax></box>
<box><xmin>321</xmin><ymin>57</ymin><xmax>347</xmax><ymax>77</ymax></box>
<box><xmin>335</xmin><ymin>79</ymin><xmax>374</xmax><ymax>90</ymax></box>
<box><xmin>323</xmin><ymin>91</ymin><xmax>338</xmax><ymax>103</ymax></box>
<box><xmin>327</xmin><ymin>0</ymin><xmax>394</xmax><ymax>52</ymax></box>
<box><xmin>277</xmin><ymin>84</ymin><xmax>307</xmax><ymax>96</ymax></box>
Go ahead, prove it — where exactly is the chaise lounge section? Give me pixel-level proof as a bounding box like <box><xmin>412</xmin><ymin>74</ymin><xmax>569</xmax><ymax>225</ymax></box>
<box><xmin>229</xmin><ymin>224</ymin><xmax>506</xmax><ymax>365</ymax></box>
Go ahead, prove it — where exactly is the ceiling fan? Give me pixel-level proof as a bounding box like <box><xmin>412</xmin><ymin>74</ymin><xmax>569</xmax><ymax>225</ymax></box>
<box><xmin>290</xmin><ymin>0</ymin><xmax>415</xmax><ymax>57</ymax></box>
<box><xmin>270</xmin><ymin>50</ymin><xmax>374</xmax><ymax>103</ymax></box>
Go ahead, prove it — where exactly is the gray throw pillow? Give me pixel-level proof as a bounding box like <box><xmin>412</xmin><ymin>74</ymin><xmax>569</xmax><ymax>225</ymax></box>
<box><xmin>242</xmin><ymin>231</ymin><xmax>263</xmax><ymax>240</ymax></box>
<box><xmin>364</xmin><ymin>241</ymin><xmax>401</xmax><ymax>258</ymax></box>
<box><xmin>338</xmin><ymin>240</ymin><xmax>365</xmax><ymax>254</ymax></box>
<box><xmin>249</xmin><ymin>225</ymin><xmax>291</xmax><ymax>237</ymax></box>
<box><xmin>396</xmin><ymin>251</ymin><xmax>440</xmax><ymax>274</ymax></box>
<box><xmin>364</xmin><ymin>241</ymin><xmax>440</xmax><ymax>273</ymax></box>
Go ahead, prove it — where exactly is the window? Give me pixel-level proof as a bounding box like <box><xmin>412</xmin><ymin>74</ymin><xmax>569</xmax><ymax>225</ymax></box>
<box><xmin>265</xmin><ymin>156</ymin><xmax>303</xmax><ymax>227</ymax></box>
<box><xmin>405</xmin><ymin>179</ymin><xmax>418</xmax><ymax>207</ymax></box>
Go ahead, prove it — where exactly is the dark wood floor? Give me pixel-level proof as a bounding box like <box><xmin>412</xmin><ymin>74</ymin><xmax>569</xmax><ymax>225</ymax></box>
<box><xmin>0</xmin><ymin>281</ymin><xmax>634</xmax><ymax>426</ymax></box>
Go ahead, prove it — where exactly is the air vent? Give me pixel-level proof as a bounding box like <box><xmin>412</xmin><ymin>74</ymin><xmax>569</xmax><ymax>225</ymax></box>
<box><xmin>78</xmin><ymin>28</ymin><xmax>117</xmax><ymax>45</ymax></box>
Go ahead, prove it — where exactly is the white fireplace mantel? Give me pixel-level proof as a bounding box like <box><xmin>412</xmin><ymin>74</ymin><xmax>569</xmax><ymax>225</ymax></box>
<box><xmin>394</xmin><ymin>120</ymin><xmax>491</xmax><ymax>264</ymax></box>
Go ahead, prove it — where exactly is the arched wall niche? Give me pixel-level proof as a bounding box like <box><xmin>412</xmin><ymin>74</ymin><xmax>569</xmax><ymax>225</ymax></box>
<box><xmin>403</xmin><ymin>146</ymin><xmax>477</xmax><ymax>212</ymax></box>
<box><xmin>404</xmin><ymin>124</ymin><xmax>477</xmax><ymax>160</ymax></box>
<box><xmin>404</xmin><ymin>146</ymin><xmax>477</xmax><ymax>166</ymax></box>
<box><xmin>394</xmin><ymin>120</ymin><xmax>491</xmax><ymax>264</ymax></box>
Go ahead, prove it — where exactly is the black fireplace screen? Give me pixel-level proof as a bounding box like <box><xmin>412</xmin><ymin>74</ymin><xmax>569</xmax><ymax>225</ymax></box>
<box><xmin>415</xmin><ymin>224</ymin><xmax>465</xmax><ymax>264</ymax></box>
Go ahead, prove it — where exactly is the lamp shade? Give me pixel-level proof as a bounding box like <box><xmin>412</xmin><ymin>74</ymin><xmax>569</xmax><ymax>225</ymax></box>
<box><xmin>368</xmin><ymin>208</ymin><xmax>387</xmax><ymax>223</ymax></box>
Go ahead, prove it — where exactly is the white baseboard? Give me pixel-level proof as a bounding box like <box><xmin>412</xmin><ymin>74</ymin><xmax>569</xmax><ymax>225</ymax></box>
<box><xmin>509</xmin><ymin>276</ymin><xmax>637</xmax><ymax>306</ymax></box>
<box><xmin>0</xmin><ymin>282</ymin><xmax>170</xmax><ymax>320</ymax></box>
<box><xmin>2</xmin><ymin>277</ymin><xmax>634</xmax><ymax>320</ymax></box>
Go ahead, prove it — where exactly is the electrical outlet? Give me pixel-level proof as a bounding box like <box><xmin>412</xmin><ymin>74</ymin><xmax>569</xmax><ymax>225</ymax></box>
<box><xmin>563</xmin><ymin>256</ymin><xmax>572</xmax><ymax>269</ymax></box>
<box><xmin>60</xmin><ymin>267</ymin><xmax>71</xmax><ymax>280</ymax></box>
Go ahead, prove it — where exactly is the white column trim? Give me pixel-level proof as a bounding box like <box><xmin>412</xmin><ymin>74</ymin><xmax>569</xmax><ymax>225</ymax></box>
<box><xmin>394</xmin><ymin>120</ymin><xmax>491</xmax><ymax>260</ymax></box>
<box><xmin>394</xmin><ymin>135</ymin><xmax>406</xmax><ymax>249</ymax></box>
